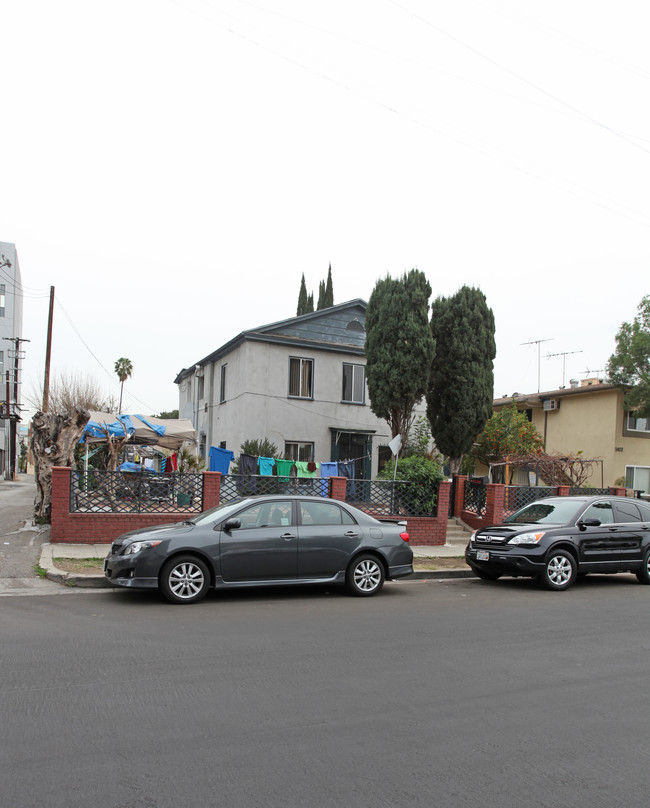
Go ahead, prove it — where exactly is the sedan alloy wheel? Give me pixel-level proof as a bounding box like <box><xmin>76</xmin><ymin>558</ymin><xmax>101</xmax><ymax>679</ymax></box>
<box><xmin>161</xmin><ymin>555</ymin><xmax>210</xmax><ymax>604</ymax></box>
<box><xmin>346</xmin><ymin>554</ymin><xmax>385</xmax><ymax>597</ymax></box>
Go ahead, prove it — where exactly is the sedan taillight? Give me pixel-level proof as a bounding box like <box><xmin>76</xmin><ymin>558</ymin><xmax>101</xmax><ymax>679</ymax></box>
<box><xmin>400</xmin><ymin>532</ymin><xmax>410</xmax><ymax>542</ymax></box>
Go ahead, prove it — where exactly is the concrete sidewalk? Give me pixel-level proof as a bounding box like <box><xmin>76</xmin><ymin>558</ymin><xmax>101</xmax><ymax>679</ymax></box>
<box><xmin>39</xmin><ymin>538</ymin><xmax>473</xmax><ymax>587</ymax></box>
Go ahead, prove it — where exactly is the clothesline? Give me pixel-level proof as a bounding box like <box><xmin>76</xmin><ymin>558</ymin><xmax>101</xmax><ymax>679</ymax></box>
<box><xmin>207</xmin><ymin>446</ymin><xmax>366</xmax><ymax>480</ymax></box>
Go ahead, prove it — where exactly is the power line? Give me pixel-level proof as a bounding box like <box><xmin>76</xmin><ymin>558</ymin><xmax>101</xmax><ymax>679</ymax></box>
<box><xmin>387</xmin><ymin>0</ymin><xmax>650</xmax><ymax>156</ymax></box>
<box><xmin>167</xmin><ymin>0</ymin><xmax>650</xmax><ymax>227</ymax></box>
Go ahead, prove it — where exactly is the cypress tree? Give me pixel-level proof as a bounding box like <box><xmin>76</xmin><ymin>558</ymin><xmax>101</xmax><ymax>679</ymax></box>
<box><xmin>317</xmin><ymin>280</ymin><xmax>326</xmax><ymax>310</ymax></box>
<box><xmin>365</xmin><ymin>269</ymin><xmax>434</xmax><ymax>444</ymax></box>
<box><xmin>426</xmin><ymin>286</ymin><xmax>496</xmax><ymax>474</ymax></box>
<box><xmin>324</xmin><ymin>263</ymin><xmax>334</xmax><ymax>307</ymax></box>
<box><xmin>297</xmin><ymin>274</ymin><xmax>308</xmax><ymax>316</ymax></box>
<box><xmin>306</xmin><ymin>292</ymin><xmax>314</xmax><ymax>312</ymax></box>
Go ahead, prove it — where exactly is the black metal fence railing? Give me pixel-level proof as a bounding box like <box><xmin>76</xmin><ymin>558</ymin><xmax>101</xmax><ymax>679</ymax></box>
<box><xmin>568</xmin><ymin>487</ymin><xmax>611</xmax><ymax>496</ymax></box>
<box><xmin>346</xmin><ymin>479</ymin><xmax>438</xmax><ymax>517</ymax></box>
<box><xmin>70</xmin><ymin>470</ymin><xmax>203</xmax><ymax>513</ymax></box>
<box><xmin>464</xmin><ymin>479</ymin><xmax>487</xmax><ymax>516</ymax></box>
<box><xmin>219</xmin><ymin>474</ymin><xmax>329</xmax><ymax>502</ymax></box>
<box><xmin>219</xmin><ymin>475</ymin><xmax>438</xmax><ymax>517</ymax></box>
<box><xmin>503</xmin><ymin>485</ymin><xmax>558</xmax><ymax>516</ymax></box>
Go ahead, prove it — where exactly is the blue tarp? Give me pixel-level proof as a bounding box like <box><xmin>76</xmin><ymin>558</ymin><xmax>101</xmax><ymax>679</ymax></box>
<box><xmin>80</xmin><ymin>412</ymin><xmax>167</xmax><ymax>444</ymax></box>
<box><xmin>119</xmin><ymin>462</ymin><xmax>157</xmax><ymax>473</ymax></box>
<box><xmin>80</xmin><ymin>414</ymin><xmax>128</xmax><ymax>443</ymax></box>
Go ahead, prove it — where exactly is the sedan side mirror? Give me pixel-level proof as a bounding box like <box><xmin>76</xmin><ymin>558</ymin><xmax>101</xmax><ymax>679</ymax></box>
<box><xmin>222</xmin><ymin>517</ymin><xmax>241</xmax><ymax>532</ymax></box>
<box><xmin>578</xmin><ymin>518</ymin><xmax>601</xmax><ymax>530</ymax></box>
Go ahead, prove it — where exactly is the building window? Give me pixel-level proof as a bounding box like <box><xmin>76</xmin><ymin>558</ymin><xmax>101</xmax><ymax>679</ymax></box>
<box><xmin>289</xmin><ymin>357</ymin><xmax>313</xmax><ymax>399</ymax></box>
<box><xmin>627</xmin><ymin>413</ymin><xmax>650</xmax><ymax>433</ymax></box>
<box><xmin>0</xmin><ymin>284</ymin><xmax>5</xmax><ymax>317</ymax></box>
<box><xmin>626</xmin><ymin>466</ymin><xmax>650</xmax><ymax>495</ymax></box>
<box><xmin>197</xmin><ymin>375</ymin><xmax>205</xmax><ymax>400</ymax></box>
<box><xmin>285</xmin><ymin>441</ymin><xmax>314</xmax><ymax>462</ymax></box>
<box><xmin>342</xmin><ymin>363</ymin><xmax>365</xmax><ymax>404</ymax></box>
<box><xmin>220</xmin><ymin>363</ymin><xmax>227</xmax><ymax>403</ymax></box>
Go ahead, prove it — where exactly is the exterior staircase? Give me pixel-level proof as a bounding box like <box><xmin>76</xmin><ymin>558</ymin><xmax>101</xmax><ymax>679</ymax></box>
<box><xmin>446</xmin><ymin>518</ymin><xmax>472</xmax><ymax>550</ymax></box>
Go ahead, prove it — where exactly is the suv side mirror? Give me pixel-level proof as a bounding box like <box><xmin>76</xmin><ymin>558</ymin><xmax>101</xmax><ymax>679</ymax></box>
<box><xmin>578</xmin><ymin>518</ymin><xmax>601</xmax><ymax>530</ymax></box>
<box><xmin>222</xmin><ymin>517</ymin><xmax>241</xmax><ymax>532</ymax></box>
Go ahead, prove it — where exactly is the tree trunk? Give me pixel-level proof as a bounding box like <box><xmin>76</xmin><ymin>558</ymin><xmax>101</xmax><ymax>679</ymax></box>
<box><xmin>449</xmin><ymin>456</ymin><xmax>463</xmax><ymax>475</ymax></box>
<box><xmin>31</xmin><ymin>407</ymin><xmax>90</xmax><ymax>521</ymax></box>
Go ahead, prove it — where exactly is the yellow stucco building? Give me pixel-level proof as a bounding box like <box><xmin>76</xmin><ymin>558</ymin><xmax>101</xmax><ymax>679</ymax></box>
<box><xmin>489</xmin><ymin>379</ymin><xmax>650</xmax><ymax>494</ymax></box>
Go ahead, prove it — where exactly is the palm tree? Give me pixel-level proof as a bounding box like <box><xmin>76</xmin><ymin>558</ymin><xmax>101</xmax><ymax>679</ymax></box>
<box><xmin>114</xmin><ymin>357</ymin><xmax>133</xmax><ymax>414</ymax></box>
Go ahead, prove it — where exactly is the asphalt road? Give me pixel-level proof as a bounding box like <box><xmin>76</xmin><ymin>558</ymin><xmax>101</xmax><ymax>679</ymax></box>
<box><xmin>2</xmin><ymin>574</ymin><xmax>650</xmax><ymax>808</ymax></box>
<box><xmin>0</xmin><ymin>476</ymin><xmax>55</xmax><ymax>591</ymax></box>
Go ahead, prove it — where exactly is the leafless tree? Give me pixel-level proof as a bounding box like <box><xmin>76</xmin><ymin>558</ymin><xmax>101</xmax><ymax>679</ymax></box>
<box><xmin>25</xmin><ymin>372</ymin><xmax>118</xmax><ymax>414</ymax></box>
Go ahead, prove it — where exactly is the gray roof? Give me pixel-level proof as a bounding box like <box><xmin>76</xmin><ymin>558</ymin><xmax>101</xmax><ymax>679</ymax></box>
<box><xmin>175</xmin><ymin>299</ymin><xmax>367</xmax><ymax>384</ymax></box>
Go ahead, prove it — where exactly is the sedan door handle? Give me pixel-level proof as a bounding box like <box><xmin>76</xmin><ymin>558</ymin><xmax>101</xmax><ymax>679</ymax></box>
<box><xmin>344</xmin><ymin>531</ymin><xmax>360</xmax><ymax>538</ymax></box>
<box><xmin>281</xmin><ymin>533</ymin><xmax>296</xmax><ymax>541</ymax></box>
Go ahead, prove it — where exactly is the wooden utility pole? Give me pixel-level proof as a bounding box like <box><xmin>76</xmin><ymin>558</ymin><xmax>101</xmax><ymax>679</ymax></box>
<box><xmin>42</xmin><ymin>286</ymin><xmax>55</xmax><ymax>412</ymax></box>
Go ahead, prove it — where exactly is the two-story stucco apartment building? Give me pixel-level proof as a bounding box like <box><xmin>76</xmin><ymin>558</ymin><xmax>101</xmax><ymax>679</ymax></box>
<box><xmin>491</xmin><ymin>379</ymin><xmax>650</xmax><ymax>494</ymax></box>
<box><xmin>175</xmin><ymin>300</ymin><xmax>405</xmax><ymax>480</ymax></box>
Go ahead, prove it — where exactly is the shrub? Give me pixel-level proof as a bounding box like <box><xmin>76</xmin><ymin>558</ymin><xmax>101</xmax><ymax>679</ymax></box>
<box><xmin>378</xmin><ymin>455</ymin><xmax>445</xmax><ymax>514</ymax></box>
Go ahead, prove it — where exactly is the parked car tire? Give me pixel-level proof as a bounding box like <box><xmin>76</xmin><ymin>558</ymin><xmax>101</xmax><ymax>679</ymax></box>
<box><xmin>540</xmin><ymin>550</ymin><xmax>577</xmax><ymax>591</ymax></box>
<box><xmin>635</xmin><ymin>550</ymin><xmax>650</xmax><ymax>584</ymax></box>
<box><xmin>160</xmin><ymin>555</ymin><xmax>210</xmax><ymax>604</ymax></box>
<box><xmin>346</xmin><ymin>554</ymin><xmax>385</xmax><ymax>597</ymax></box>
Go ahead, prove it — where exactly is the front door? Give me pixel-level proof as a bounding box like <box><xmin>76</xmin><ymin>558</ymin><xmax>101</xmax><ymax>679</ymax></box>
<box><xmin>219</xmin><ymin>500</ymin><xmax>297</xmax><ymax>582</ymax></box>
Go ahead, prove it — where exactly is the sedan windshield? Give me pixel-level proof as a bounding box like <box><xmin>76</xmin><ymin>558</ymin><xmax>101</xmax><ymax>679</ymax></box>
<box><xmin>189</xmin><ymin>498</ymin><xmax>249</xmax><ymax>527</ymax></box>
<box><xmin>504</xmin><ymin>499</ymin><xmax>582</xmax><ymax>525</ymax></box>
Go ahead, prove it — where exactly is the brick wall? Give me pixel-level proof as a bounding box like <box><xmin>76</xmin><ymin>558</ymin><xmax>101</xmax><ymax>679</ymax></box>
<box><xmin>329</xmin><ymin>477</ymin><xmax>451</xmax><ymax>546</ymax></box>
<box><xmin>51</xmin><ymin>467</ymin><xmax>222</xmax><ymax>543</ymax></box>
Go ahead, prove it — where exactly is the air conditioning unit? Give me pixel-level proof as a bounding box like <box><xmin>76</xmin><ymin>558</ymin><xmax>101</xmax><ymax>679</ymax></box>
<box><xmin>543</xmin><ymin>399</ymin><xmax>559</xmax><ymax>411</ymax></box>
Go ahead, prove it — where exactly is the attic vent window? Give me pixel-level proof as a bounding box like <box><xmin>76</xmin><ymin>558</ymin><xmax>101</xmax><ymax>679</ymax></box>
<box><xmin>346</xmin><ymin>319</ymin><xmax>364</xmax><ymax>332</ymax></box>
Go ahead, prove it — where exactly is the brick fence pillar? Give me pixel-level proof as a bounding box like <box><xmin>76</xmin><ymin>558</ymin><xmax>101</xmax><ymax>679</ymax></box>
<box><xmin>437</xmin><ymin>480</ymin><xmax>451</xmax><ymax>522</ymax></box>
<box><xmin>202</xmin><ymin>471</ymin><xmax>221</xmax><ymax>510</ymax></box>
<box><xmin>329</xmin><ymin>476</ymin><xmax>347</xmax><ymax>502</ymax></box>
<box><xmin>51</xmin><ymin>466</ymin><xmax>71</xmax><ymax>541</ymax></box>
<box><xmin>485</xmin><ymin>483</ymin><xmax>505</xmax><ymax>524</ymax></box>
<box><xmin>557</xmin><ymin>486</ymin><xmax>571</xmax><ymax>497</ymax></box>
<box><xmin>453</xmin><ymin>475</ymin><xmax>467</xmax><ymax>517</ymax></box>
<box><xmin>609</xmin><ymin>487</ymin><xmax>626</xmax><ymax>496</ymax></box>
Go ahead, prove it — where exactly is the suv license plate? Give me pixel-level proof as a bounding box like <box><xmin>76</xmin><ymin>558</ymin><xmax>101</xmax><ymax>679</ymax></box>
<box><xmin>476</xmin><ymin>550</ymin><xmax>490</xmax><ymax>561</ymax></box>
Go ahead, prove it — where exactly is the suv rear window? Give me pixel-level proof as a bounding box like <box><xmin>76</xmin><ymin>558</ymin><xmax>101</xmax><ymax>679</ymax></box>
<box><xmin>613</xmin><ymin>500</ymin><xmax>643</xmax><ymax>523</ymax></box>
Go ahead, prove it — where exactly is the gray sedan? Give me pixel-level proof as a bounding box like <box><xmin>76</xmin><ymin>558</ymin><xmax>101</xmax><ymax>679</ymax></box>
<box><xmin>104</xmin><ymin>495</ymin><xmax>414</xmax><ymax>604</ymax></box>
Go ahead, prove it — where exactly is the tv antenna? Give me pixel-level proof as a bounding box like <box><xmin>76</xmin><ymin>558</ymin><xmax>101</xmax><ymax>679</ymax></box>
<box><xmin>521</xmin><ymin>338</ymin><xmax>552</xmax><ymax>392</ymax></box>
<box><xmin>546</xmin><ymin>350</ymin><xmax>582</xmax><ymax>388</ymax></box>
<box><xmin>583</xmin><ymin>367</ymin><xmax>605</xmax><ymax>379</ymax></box>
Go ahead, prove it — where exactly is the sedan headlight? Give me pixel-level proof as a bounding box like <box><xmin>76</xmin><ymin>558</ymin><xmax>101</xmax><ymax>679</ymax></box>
<box><xmin>508</xmin><ymin>532</ymin><xmax>545</xmax><ymax>546</ymax></box>
<box><xmin>123</xmin><ymin>540</ymin><xmax>162</xmax><ymax>556</ymax></box>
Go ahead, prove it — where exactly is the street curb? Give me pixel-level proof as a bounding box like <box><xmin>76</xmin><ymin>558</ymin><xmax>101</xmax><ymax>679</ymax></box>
<box><xmin>39</xmin><ymin>544</ymin><xmax>111</xmax><ymax>589</ymax></box>
<box><xmin>410</xmin><ymin>569</ymin><xmax>475</xmax><ymax>580</ymax></box>
<box><xmin>38</xmin><ymin>544</ymin><xmax>475</xmax><ymax>588</ymax></box>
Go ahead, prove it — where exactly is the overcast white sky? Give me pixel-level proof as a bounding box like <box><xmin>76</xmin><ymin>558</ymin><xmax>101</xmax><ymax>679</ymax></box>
<box><xmin>2</xmin><ymin>0</ymin><xmax>649</xmax><ymax>416</ymax></box>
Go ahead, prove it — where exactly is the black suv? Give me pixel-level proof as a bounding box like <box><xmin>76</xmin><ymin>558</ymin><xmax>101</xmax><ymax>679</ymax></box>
<box><xmin>465</xmin><ymin>495</ymin><xmax>650</xmax><ymax>591</ymax></box>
